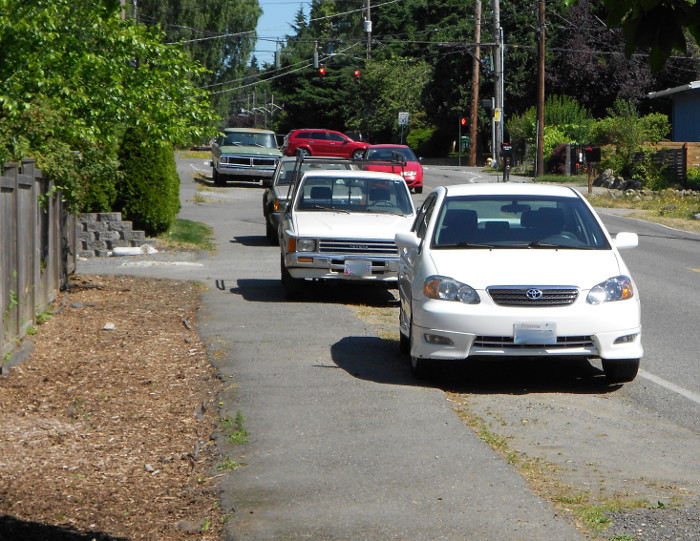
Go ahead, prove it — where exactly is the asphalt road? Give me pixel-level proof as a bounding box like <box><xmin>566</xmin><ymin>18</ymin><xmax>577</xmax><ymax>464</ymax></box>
<box><xmin>76</xmin><ymin>156</ymin><xmax>700</xmax><ymax>540</ymax></box>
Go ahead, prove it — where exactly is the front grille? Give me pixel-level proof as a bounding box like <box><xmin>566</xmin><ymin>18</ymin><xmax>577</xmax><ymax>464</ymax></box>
<box><xmin>318</xmin><ymin>239</ymin><xmax>397</xmax><ymax>256</ymax></box>
<box><xmin>221</xmin><ymin>156</ymin><xmax>277</xmax><ymax>167</ymax></box>
<box><xmin>473</xmin><ymin>335</ymin><xmax>594</xmax><ymax>348</ymax></box>
<box><xmin>487</xmin><ymin>286</ymin><xmax>579</xmax><ymax>306</ymax></box>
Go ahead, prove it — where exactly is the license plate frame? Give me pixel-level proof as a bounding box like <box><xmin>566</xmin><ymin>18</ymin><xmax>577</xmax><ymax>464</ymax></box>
<box><xmin>344</xmin><ymin>259</ymin><xmax>372</xmax><ymax>276</ymax></box>
<box><xmin>513</xmin><ymin>322</ymin><xmax>557</xmax><ymax>345</ymax></box>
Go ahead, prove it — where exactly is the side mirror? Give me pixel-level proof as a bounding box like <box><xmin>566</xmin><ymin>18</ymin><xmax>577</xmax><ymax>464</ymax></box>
<box><xmin>613</xmin><ymin>232</ymin><xmax>638</xmax><ymax>249</ymax></box>
<box><xmin>395</xmin><ymin>231</ymin><xmax>421</xmax><ymax>249</ymax></box>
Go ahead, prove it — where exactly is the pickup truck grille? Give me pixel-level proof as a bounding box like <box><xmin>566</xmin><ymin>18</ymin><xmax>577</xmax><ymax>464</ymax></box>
<box><xmin>318</xmin><ymin>239</ymin><xmax>397</xmax><ymax>255</ymax></box>
<box><xmin>487</xmin><ymin>286</ymin><xmax>579</xmax><ymax>306</ymax></box>
<box><xmin>221</xmin><ymin>156</ymin><xmax>277</xmax><ymax>167</ymax></box>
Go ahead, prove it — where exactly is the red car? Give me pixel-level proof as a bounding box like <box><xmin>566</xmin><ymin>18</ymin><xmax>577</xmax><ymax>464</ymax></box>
<box><xmin>362</xmin><ymin>144</ymin><xmax>424</xmax><ymax>194</ymax></box>
<box><xmin>281</xmin><ymin>129</ymin><xmax>368</xmax><ymax>160</ymax></box>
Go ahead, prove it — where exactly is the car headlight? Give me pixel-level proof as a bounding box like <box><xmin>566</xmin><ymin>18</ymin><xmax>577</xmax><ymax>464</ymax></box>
<box><xmin>296</xmin><ymin>238</ymin><xmax>317</xmax><ymax>252</ymax></box>
<box><xmin>402</xmin><ymin>171</ymin><xmax>417</xmax><ymax>179</ymax></box>
<box><xmin>424</xmin><ymin>275</ymin><xmax>480</xmax><ymax>304</ymax></box>
<box><xmin>586</xmin><ymin>275</ymin><xmax>634</xmax><ymax>304</ymax></box>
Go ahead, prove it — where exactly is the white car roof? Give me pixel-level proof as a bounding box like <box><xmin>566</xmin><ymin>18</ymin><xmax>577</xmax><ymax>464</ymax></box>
<box><xmin>302</xmin><ymin>170</ymin><xmax>405</xmax><ymax>182</ymax></box>
<box><xmin>441</xmin><ymin>183</ymin><xmax>581</xmax><ymax>198</ymax></box>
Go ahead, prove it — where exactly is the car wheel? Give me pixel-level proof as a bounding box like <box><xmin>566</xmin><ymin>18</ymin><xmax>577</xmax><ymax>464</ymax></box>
<box><xmin>414</xmin><ymin>186</ymin><xmax>423</xmax><ymax>194</ymax></box>
<box><xmin>601</xmin><ymin>358</ymin><xmax>640</xmax><ymax>384</ymax></box>
<box><xmin>266</xmin><ymin>219</ymin><xmax>278</xmax><ymax>245</ymax></box>
<box><xmin>408</xmin><ymin>316</ymin><xmax>431</xmax><ymax>379</ymax></box>
<box><xmin>398</xmin><ymin>303</ymin><xmax>411</xmax><ymax>355</ymax></box>
<box><xmin>280</xmin><ymin>255</ymin><xmax>306</xmax><ymax>298</ymax></box>
<box><xmin>352</xmin><ymin>149</ymin><xmax>365</xmax><ymax>160</ymax></box>
<box><xmin>213</xmin><ymin>168</ymin><xmax>225</xmax><ymax>187</ymax></box>
<box><xmin>296</xmin><ymin>148</ymin><xmax>309</xmax><ymax>158</ymax></box>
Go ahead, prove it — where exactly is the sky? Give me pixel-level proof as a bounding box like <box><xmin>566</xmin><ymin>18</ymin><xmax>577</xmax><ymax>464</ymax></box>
<box><xmin>255</xmin><ymin>1</ymin><xmax>308</xmax><ymax>65</ymax></box>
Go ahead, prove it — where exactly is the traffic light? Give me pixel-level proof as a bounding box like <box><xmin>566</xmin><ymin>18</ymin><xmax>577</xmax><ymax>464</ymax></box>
<box><xmin>318</xmin><ymin>66</ymin><xmax>327</xmax><ymax>77</ymax></box>
<box><xmin>353</xmin><ymin>69</ymin><xmax>361</xmax><ymax>82</ymax></box>
<box><xmin>460</xmin><ymin>117</ymin><xmax>467</xmax><ymax>127</ymax></box>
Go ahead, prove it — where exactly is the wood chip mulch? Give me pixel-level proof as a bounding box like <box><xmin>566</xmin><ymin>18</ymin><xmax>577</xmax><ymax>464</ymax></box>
<box><xmin>0</xmin><ymin>275</ymin><xmax>226</xmax><ymax>540</ymax></box>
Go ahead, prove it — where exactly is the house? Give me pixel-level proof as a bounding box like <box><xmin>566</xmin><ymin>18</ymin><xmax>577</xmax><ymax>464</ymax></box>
<box><xmin>648</xmin><ymin>81</ymin><xmax>700</xmax><ymax>142</ymax></box>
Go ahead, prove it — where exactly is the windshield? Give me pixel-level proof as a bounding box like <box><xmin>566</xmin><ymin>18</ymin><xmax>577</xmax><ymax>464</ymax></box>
<box><xmin>366</xmin><ymin>147</ymin><xmax>417</xmax><ymax>162</ymax></box>
<box><xmin>295</xmin><ymin>176</ymin><xmax>413</xmax><ymax>215</ymax></box>
<box><xmin>432</xmin><ymin>195</ymin><xmax>610</xmax><ymax>249</ymax></box>
<box><xmin>277</xmin><ymin>161</ymin><xmax>354</xmax><ymax>186</ymax></box>
<box><xmin>222</xmin><ymin>132</ymin><xmax>277</xmax><ymax>148</ymax></box>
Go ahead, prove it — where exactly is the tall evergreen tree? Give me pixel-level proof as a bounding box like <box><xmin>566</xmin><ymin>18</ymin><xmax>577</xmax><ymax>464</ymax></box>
<box><xmin>137</xmin><ymin>0</ymin><xmax>262</xmax><ymax>121</ymax></box>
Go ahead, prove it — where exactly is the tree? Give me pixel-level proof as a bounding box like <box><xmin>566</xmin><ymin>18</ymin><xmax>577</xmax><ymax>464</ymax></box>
<box><xmin>547</xmin><ymin>0</ymin><xmax>654</xmax><ymax>118</ymax></box>
<box><xmin>0</xmin><ymin>0</ymin><xmax>216</xmax><ymax>212</ymax></box>
<box><xmin>344</xmin><ymin>58</ymin><xmax>432</xmax><ymax>142</ymax></box>
<box><xmin>137</xmin><ymin>0</ymin><xmax>262</xmax><ymax>121</ymax></box>
<box><xmin>590</xmin><ymin>99</ymin><xmax>670</xmax><ymax>186</ymax></box>
<box><xmin>567</xmin><ymin>0</ymin><xmax>700</xmax><ymax>71</ymax></box>
<box><xmin>116</xmin><ymin>126</ymin><xmax>181</xmax><ymax>235</ymax></box>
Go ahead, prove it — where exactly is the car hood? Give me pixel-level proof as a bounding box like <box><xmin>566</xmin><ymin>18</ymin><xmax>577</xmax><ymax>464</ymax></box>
<box><xmin>428</xmin><ymin>248</ymin><xmax>629</xmax><ymax>289</ymax></box>
<box><xmin>365</xmin><ymin>163</ymin><xmax>421</xmax><ymax>173</ymax></box>
<box><xmin>218</xmin><ymin>145</ymin><xmax>282</xmax><ymax>156</ymax></box>
<box><xmin>294</xmin><ymin>212</ymin><xmax>414</xmax><ymax>239</ymax></box>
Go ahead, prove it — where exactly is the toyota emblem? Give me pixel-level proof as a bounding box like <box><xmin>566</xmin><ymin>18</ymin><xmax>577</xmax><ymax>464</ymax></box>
<box><xmin>526</xmin><ymin>288</ymin><xmax>543</xmax><ymax>300</ymax></box>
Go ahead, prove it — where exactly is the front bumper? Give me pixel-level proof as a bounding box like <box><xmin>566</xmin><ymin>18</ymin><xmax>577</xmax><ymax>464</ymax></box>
<box><xmin>410</xmin><ymin>297</ymin><xmax>643</xmax><ymax>361</ymax></box>
<box><xmin>285</xmin><ymin>252</ymin><xmax>399</xmax><ymax>282</ymax></box>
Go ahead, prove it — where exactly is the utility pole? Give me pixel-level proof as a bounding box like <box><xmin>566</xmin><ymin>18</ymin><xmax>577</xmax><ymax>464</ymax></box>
<box><xmin>535</xmin><ymin>0</ymin><xmax>545</xmax><ymax>177</ymax></box>
<box><xmin>492</xmin><ymin>0</ymin><xmax>504</xmax><ymax>164</ymax></box>
<box><xmin>364</xmin><ymin>0</ymin><xmax>372</xmax><ymax>59</ymax></box>
<box><xmin>469</xmin><ymin>1</ymin><xmax>481</xmax><ymax>166</ymax></box>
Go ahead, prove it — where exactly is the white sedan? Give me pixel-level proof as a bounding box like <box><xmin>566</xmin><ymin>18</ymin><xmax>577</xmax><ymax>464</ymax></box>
<box><xmin>395</xmin><ymin>183</ymin><xmax>643</xmax><ymax>383</ymax></box>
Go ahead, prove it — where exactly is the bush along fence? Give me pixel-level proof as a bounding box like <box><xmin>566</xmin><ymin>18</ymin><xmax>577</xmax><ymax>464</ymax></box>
<box><xmin>1</xmin><ymin>160</ymin><xmax>77</xmax><ymax>365</ymax></box>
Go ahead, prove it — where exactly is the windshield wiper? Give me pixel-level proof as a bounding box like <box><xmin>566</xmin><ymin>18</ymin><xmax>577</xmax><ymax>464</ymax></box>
<box><xmin>528</xmin><ymin>241</ymin><xmax>588</xmax><ymax>249</ymax></box>
<box><xmin>311</xmin><ymin>205</ymin><xmax>349</xmax><ymax>214</ymax></box>
<box><xmin>437</xmin><ymin>242</ymin><xmax>496</xmax><ymax>249</ymax></box>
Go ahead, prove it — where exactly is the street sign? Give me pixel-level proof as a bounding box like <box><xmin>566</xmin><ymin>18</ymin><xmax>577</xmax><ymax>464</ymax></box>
<box><xmin>398</xmin><ymin>112</ymin><xmax>409</xmax><ymax>126</ymax></box>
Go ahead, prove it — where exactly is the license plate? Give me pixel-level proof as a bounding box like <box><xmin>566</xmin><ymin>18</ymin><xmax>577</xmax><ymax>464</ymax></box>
<box><xmin>513</xmin><ymin>322</ymin><xmax>557</xmax><ymax>345</ymax></box>
<box><xmin>344</xmin><ymin>259</ymin><xmax>372</xmax><ymax>276</ymax></box>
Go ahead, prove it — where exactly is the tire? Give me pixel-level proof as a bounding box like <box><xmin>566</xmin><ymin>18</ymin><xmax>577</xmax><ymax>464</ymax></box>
<box><xmin>296</xmin><ymin>148</ymin><xmax>309</xmax><ymax>158</ymax></box>
<box><xmin>266</xmin><ymin>219</ymin><xmax>278</xmax><ymax>245</ymax></box>
<box><xmin>399</xmin><ymin>330</ymin><xmax>410</xmax><ymax>355</ymax></box>
<box><xmin>601</xmin><ymin>358</ymin><xmax>640</xmax><ymax>384</ymax></box>
<box><xmin>408</xmin><ymin>316</ymin><xmax>431</xmax><ymax>379</ymax></box>
<box><xmin>280</xmin><ymin>255</ymin><xmax>306</xmax><ymax>299</ymax></box>
<box><xmin>398</xmin><ymin>304</ymin><xmax>410</xmax><ymax>354</ymax></box>
<box><xmin>414</xmin><ymin>186</ymin><xmax>423</xmax><ymax>194</ymax></box>
<box><xmin>213</xmin><ymin>168</ymin><xmax>225</xmax><ymax>187</ymax></box>
<box><xmin>352</xmin><ymin>149</ymin><xmax>365</xmax><ymax>160</ymax></box>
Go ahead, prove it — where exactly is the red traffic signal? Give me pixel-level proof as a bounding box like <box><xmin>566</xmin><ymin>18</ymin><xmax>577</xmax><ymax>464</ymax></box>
<box><xmin>318</xmin><ymin>66</ymin><xmax>327</xmax><ymax>77</ymax></box>
<box><xmin>353</xmin><ymin>69</ymin><xmax>361</xmax><ymax>80</ymax></box>
<box><xmin>460</xmin><ymin>117</ymin><xmax>467</xmax><ymax>126</ymax></box>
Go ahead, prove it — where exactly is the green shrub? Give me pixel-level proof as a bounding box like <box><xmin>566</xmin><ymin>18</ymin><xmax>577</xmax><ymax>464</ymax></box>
<box><xmin>685</xmin><ymin>166</ymin><xmax>700</xmax><ymax>191</ymax></box>
<box><xmin>115</xmin><ymin>127</ymin><xmax>180</xmax><ymax>236</ymax></box>
<box><xmin>407</xmin><ymin>126</ymin><xmax>440</xmax><ymax>156</ymax></box>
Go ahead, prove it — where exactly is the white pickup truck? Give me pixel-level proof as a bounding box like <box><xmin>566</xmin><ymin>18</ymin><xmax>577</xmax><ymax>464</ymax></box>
<box><xmin>279</xmin><ymin>169</ymin><xmax>416</xmax><ymax>297</ymax></box>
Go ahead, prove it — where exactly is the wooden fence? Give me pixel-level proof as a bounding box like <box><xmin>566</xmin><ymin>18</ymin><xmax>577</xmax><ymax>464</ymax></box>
<box><xmin>1</xmin><ymin>160</ymin><xmax>76</xmax><ymax>363</ymax></box>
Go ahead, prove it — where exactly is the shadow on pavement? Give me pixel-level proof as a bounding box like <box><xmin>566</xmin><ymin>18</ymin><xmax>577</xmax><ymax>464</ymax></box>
<box><xmin>0</xmin><ymin>515</ymin><xmax>127</xmax><ymax>541</ymax></box>
<box><xmin>331</xmin><ymin>336</ymin><xmax>619</xmax><ymax>395</ymax></box>
<box><xmin>231</xmin><ymin>278</ymin><xmax>399</xmax><ymax>307</ymax></box>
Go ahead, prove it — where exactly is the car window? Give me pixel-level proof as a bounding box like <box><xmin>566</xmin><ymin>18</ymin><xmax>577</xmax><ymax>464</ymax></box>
<box><xmin>432</xmin><ymin>195</ymin><xmax>610</xmax><ymax>249</ymax></box>
<box><xmin>310</xmin><ymin>132</ymin><xmax>327</xmax><ymax>140</ymax></box>
<box><xmin>327</xmin><ymin>132</ymin><xmax>346</xmax><ymax>143</ymax></box>
<box><xmin>223</xmin><ymin>132</ymin><xmax>277</xmax><ymax>148</ymax></box>
<box><xmin>296</xmin><ymin>176</ymin><xmax>413</xmax><ymax>215</ymax></box>
<box><xmin>413</xmin><ymin>194</ymin><xmax>438</xmax><ymax>240</ymax></box>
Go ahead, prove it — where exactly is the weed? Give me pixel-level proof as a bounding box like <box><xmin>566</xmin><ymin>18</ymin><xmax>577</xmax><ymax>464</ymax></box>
<box><xmin>215</xmin><ymin>457</ymin><xmax>241</xmax><ymax>471</ymax></box>
<box><xmin>221</xmin><ymin>410</ymin><xmax>249</xmax><ymax>444</ymax></box>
